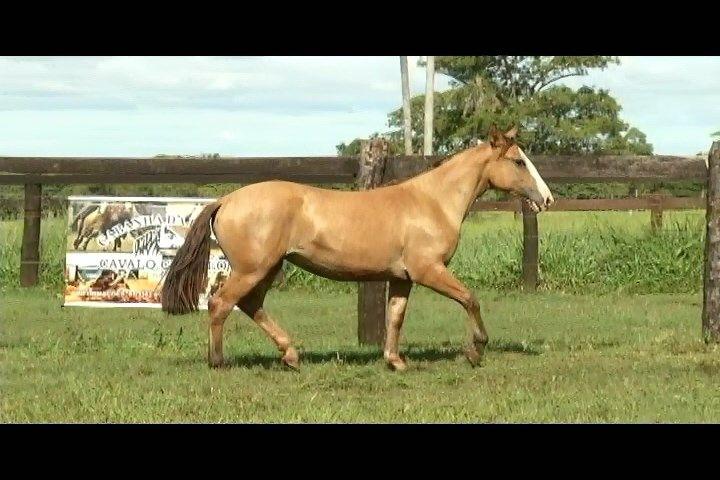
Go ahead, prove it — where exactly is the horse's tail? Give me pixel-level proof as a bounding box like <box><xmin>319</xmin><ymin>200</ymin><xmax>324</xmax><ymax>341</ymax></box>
<box><xmin>161</xmin><ymin>201</ymin><xmax>222</xmax><ymax>315</ymax></box>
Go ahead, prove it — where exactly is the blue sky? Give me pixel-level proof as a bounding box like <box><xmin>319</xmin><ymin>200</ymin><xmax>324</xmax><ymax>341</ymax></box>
<box><xmin>0</xmin><ymin>56</ymin><xmax>718</xmax><ymax>157</ymax></box>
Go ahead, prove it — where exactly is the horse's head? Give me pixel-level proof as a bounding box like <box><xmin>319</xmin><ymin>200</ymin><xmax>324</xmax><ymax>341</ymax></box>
<box><xmin>482</xmin><ymin>126</ymin><xmax>554</xmax><ymax>212</ymax></box>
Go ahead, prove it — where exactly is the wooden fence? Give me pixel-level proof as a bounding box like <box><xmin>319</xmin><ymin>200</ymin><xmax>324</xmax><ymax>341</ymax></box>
<box><xmin>1</xmin><ymin>145</ymin><xmax>713</xmax><ymax>345</ymax></box>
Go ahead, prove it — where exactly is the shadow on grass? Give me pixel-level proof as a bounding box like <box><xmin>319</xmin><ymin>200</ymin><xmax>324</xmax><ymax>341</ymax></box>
<box><xmin>175</xmin><ymin>339</ymin><xmax>543</xmax><ymax>369</ymax></box>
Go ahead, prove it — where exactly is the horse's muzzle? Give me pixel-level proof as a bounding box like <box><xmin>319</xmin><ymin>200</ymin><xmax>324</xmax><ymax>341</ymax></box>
<box><xmin>524</xmin><ymin>190</ymin><xmax>552</xmax><ymax>213</ymax></box>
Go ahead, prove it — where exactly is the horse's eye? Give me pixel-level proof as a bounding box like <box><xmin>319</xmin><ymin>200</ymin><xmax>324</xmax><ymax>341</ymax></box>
<box><xmin>514</xmin><ymin>159</ymin><xmax>524</xmax><ymax>167</ymax></box>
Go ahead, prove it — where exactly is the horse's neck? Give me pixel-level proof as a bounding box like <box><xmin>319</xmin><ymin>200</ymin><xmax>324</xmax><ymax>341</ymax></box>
<box><xmin>407</xmin><ymin>148</ymin><xmax>489</xmax><ymax>229</ymax></box>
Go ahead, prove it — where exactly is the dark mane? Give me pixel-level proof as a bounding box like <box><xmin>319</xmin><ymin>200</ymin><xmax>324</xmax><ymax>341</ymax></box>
<box><xmin>382</xmin><ymin>157</ymin><xmax>451</xmax><ymax>187</ymax></box>
<box><xmin>381</xmin><ymin>139</ymin><xmax>484</xmax><ymax>187</ymax></box>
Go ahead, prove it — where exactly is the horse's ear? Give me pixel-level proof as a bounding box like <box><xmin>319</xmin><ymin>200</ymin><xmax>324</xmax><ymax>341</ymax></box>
<box><xmin>504</xmin><ymin>125</ymin><xmax>518</xmax><ymax>141</ymax></box>
<box><xmin>488</xmin><ymin>124</ymin><xmax>504</xmax><ymax>148</ymax></box>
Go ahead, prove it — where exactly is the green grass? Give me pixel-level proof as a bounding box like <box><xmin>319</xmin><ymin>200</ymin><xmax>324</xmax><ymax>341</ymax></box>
<box><xmin>2</xmin><ymin>287</ymin><xmax>719</xmax><ymax>423</ymax></box>
<box><xmin>2</xmin><ymin>209</ymin><xmax>714</xmax><ymax>422</ymax></box>
<box><xmin>0</xmin><ymin>210</ymin><xmax>707</xmax><ymax>294</ymax></box>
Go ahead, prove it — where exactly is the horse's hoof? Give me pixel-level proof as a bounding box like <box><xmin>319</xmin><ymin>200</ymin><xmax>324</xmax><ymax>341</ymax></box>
<box><xmin>385</xmin><ymin>353</ymin><xmax>408</xmax><ymax>372</ymax></box>
<box><xmin>208</xmin><ymin>361</ymin><xmax>225</xmax><ymax>369</ymax></box>
<box><xmin>281</xmin><ymin>349</ymin><xmax>300</xmax><ymax>371</ymax></box>
<box><xmin>282</xmin><ymin>358</ymin><xmax>300</xmax><ymax>371</ymax></box>
<box><xmin>208</xmin><ymin>355</ymin><xmax>225</xmax><ymax>369</ymax></box>
<box><xmin>387</xmin><ymin>359</ymin><xmax>408</xmax><ymax>372</ymax></box>
<box><xmin>464</xmin><ymin>347</ymin><xmax>483</xmax><ymax>367</ymax></box>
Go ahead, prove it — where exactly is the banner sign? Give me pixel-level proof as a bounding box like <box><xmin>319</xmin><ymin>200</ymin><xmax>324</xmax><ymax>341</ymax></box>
<box><xmin>64</xmin><ymin>196</ymin><xmax>230</xmax><ymax>308</ymax></box>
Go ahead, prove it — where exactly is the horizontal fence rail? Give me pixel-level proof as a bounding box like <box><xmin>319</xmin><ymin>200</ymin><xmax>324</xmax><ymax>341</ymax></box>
<box><xmin>0</xmin><ymin>156</ymin><xmax>359</xmax><ymax>184</ymax></box>
<box><xmin>0</xmin><ymin>154</ymin><xmax>707</xmax><ymax>184</ymax></box>
<box><xmin>469</xmin><ymin>196</ymin><xmax>706</xmax><ymax>212</ymax></box>
<box><xmin>384</xmin><ymin>154</ymin><xmax>707</xmax><ymax>184</ymax></box>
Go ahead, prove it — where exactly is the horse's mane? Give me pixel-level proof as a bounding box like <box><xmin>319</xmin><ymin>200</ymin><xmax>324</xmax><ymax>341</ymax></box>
<box><xmin>381</xmin><ymin>139</ymin><xmax>484</xmax><ymax>187</ymax></box>
<box><xmin>382</xmin><ymin>157</ymin><xmax>450</xmax><ymax>187</ymax></box>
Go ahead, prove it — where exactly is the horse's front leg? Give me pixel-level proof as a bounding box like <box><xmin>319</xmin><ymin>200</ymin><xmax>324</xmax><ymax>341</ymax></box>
<box><xmin>384</xmin><ymin>279</ymin><xmax>412</xmax><ymax>371</ymax></box>
<box><xmin>410</xmin><ymin>262</ymin><xmax>489</xmax><ymax>367</ymax></box>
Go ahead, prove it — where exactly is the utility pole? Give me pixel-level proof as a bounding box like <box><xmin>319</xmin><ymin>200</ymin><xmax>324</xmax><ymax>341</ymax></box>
<box><xmin>423</xmin><ymin>56</ymin><xmax>435</xmax><ymax>156</ymax></box>
<box><xmin>400</xmin><ymin>56</ymin><xmax>413</xmax><ymax>155</ymax></box>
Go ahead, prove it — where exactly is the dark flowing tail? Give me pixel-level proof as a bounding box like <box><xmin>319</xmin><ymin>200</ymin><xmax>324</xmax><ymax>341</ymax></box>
<box><xmin>161</xmin><ymin>201</ymin><xmax>222</xmax><ymax>315</ymax></box>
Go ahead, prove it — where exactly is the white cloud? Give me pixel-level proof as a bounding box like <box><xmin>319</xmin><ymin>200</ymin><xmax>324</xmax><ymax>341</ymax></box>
<box><xmin>560</xmin><ymin>56</ymin><xmax>720</xmax><ymax>154</ymax></box>
<box><xmin>0</xmin><ymin>56</ymin><xmax>717</xmax><ymax>156</ymax></box>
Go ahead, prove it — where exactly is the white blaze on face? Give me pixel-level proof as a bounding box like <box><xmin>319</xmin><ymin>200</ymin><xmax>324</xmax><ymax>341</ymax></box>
<box><xmin>519</xmin><ymin>147</ymin><xmax>554</xmax><ymax>209</ymax></box>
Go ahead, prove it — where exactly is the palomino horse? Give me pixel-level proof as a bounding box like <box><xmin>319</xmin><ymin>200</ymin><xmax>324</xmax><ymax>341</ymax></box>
<box><xmin>161</xmin><ymin>127</ymin><xmax>554</xmax><ymax>370</ymax></box>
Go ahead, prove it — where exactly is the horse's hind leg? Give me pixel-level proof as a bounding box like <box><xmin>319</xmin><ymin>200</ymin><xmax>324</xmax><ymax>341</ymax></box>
<box><xmin>384</xmin><ymin>279</ymin><xmax>412</xmax><ymax>371</ymax></box>
<box><xmin>207</xmin><ymin>271</ymin><xmax>261</xmax><ymax>368</ymax></box>
<box><xmin>237</xmin><ymin>263</ymin><xmax>299</xmax><ymax>370</ymax></box>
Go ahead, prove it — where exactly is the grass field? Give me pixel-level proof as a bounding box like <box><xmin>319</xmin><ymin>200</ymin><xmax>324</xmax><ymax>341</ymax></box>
<box><xmin>3</xmin><ymin>287</ymin><xmax>719</xmax><ymax>423</ymax></box>
<box><xmin>2</xmin><ymin>209</ymin><xmax>716</xmax><ymax>422</ymax></box>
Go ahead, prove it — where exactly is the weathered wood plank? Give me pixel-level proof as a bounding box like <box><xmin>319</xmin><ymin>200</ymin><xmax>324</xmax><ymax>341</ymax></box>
<box><xmin>521</xmin><ymin>201</ymin><xmax>539</xmax><ymax>292</ymax></box>
<box><xmin>356</xmin><ymin>139</ymin><xmax>390</xmax><ymax>347</ymax></box>
<box><xmin>0</xmin><ymin>156</ymin><xmax>358</xmax><ymax>176</ymax></box>
<box><xmin>20</xmin><ymin>184</ymin><xmax>42</xmax><ymax>287</ymax></box>
<box><xmin>661</xmin><ymin>196</ymin><xmax>706</xmax><ymax>209</ymax></box>
<box><xmin>0</xmin><ymin>173</ymin><xmax>356</xmax><ymax>185</ymax></box>
<box><xmin>703</xmin><ymin>142</ymin><xmax>720</xmax><ymax>343</ymax></box>
<box><xmin>532</xmin><ymin>155</ymin><xmax>706</xmax><ymax>182</ymax></box>
<box><xmin>0</xmin><ymin>154</ymin><xmax>706</xmax><ymax>185</ymax></box>
<box><xmin>470</xmin><ymin>196</ymin><xmax>706</xmax><ymax>213</ymax></box>
<box><xmin>650</xmin><ymin>194</ymin><xmax>663</xmax><ymax>233</ymax></box>
<box><xmin>383</xmin><ymin>154</ymin><xmax>707</xmax><ymax>184</ymax></box>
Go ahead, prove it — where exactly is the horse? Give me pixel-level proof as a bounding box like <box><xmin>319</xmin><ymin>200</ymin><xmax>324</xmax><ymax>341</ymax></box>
<box><xmin>161</xmin><ymin>126</ymin><xmax>554</xmax><ymax>371</ymax></box>
<box><xmin>72</xmin><ymin>202</ymin><xmax>138</xmax><ymax>251</ymax></box>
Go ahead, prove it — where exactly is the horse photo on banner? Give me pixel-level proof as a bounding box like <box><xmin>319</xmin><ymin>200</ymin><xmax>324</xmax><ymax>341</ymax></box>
<box><xmin>63</xmin><ymin>196</ymin><xmax>231</xmax><ymax>309</ymax></box>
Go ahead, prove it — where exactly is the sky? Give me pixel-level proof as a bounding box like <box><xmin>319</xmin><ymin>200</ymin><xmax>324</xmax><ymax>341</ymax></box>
<box><xmin>0</xmin><ymin>56</ymin><xmax>718</xmax><ymax>157</ymax></box>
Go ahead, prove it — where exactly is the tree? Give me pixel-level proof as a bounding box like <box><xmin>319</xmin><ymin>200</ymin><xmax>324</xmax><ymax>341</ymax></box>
<box><xmin>385</xmin><ymin>56</ymin><xmax>652</xmax><ymax>156</ymax></box>
<box><xmin>336</xmin><ymin>133</ymin><xmax>403</xmax><ymax>156</ymax></box>
<box><xmin>336</xmin><ymin>56</ymin><xmax>658</xmax><ymax>199</ymax></box>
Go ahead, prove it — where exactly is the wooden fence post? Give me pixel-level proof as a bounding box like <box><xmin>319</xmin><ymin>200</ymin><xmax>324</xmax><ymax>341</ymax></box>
<box><xmin>521</xmin><ymin>200</ymin><xmax>539</xmax><ymax>292</ymax></box>
<box><xmin>703</xmin><ymin>141</ymin><xmax>720</xmax><ymax>343</ymax></box>
<box><xmin>650</xmin><ymin>194</ymin><xmax>664</xmax><ymax>232</ymax></box>
<box><xmin>20</xmin><ymin>183</ymin><xmax>42</xmax><ymax>287</ymax></box>
<box><xmin>356</xmin><ymin>139</ymin><xmax>390</xmax><ymax>346</ymax></box>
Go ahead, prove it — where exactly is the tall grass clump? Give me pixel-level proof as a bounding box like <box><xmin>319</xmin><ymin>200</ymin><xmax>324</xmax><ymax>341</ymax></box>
<box><xmin>0</xmin><ymin>211</ymin><xmax>706</xmax><ymax>295</ymax></box>
<box><xmin>0</xmin><ymin>216</ymin><xmax>67</xmax><ymax>290</ymax></box>
<box><xmin>450</xmin><ymin>211</ymin><xmax>704</xmax><ymax>294</ymax></box>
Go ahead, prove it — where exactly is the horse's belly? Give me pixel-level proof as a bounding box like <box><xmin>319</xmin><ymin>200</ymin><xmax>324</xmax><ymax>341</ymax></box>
<box><xmin>285</xmin><ymin>252</ymin><xmax>405</xmax><ymax>281</ymax></box>
<box><xmin>285</xmin><ymin>234</ymin><xmax>407</xmax><ymax>281</ymax></box>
